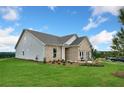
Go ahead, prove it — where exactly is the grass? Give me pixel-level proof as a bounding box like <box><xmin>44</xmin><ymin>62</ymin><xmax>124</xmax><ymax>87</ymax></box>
<box><xmin>0</xmin><ymin>58</ymin><xmax>124</xmax><ymax>87</ymax></box>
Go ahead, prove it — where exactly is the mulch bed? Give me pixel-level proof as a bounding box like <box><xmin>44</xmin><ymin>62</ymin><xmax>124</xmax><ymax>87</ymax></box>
<box><xmin>112</xmin><ymin>71</ymin><xmax>124</xmax><ymax>78</ymax></box>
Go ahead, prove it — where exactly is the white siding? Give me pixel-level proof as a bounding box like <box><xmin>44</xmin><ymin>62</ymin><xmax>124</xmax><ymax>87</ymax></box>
<box><xmin>15</xmin><ymin>31</ymin><xmax>45</xmax><ymax>61</ymax></box>
<box><xmin>64</xmin><ymin>35</ymin><xmax>77</xmax><ymax>45</ymax></box>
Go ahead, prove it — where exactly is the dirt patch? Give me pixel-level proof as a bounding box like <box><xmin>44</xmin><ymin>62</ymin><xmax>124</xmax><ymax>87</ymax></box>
<box><xmin>112</xmin><ymin>71</ymin><xmax>124</xmax><ymax>78</ymax></box>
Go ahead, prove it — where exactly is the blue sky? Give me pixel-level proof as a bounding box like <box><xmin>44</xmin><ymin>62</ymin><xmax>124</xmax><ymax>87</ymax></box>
<box><xmin>0</xmin><ymin>6</ymin><xmax>123</xmax><ymax>52</ymax></box>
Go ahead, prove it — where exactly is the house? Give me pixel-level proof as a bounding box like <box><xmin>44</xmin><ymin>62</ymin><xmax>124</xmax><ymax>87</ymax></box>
<box><xmin>15</xmin><ymin>29</ymin><xmax>92</xmax><ymax>62</ymax></box>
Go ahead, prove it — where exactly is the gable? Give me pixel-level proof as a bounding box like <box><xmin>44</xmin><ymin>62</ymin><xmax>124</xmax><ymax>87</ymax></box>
<box><xmin>15</xmin><ymin>30</ymin><xmax>45</xmax><ymax>61</ymax></box>
<box><xmin>15</xmin><ymin>30</ymin><xmax>45</xmax><ymax>49</ymax></box>
<box><xmin>70</xmin><ymin>37</ymin><xmax>85</xmax><ymax>45</ymax></box>
<box><xmin>64</xmin><ymin>35</ymin><xmax>77</xmax><ymax>45</ymax></box>
<box><xmin>79</xmin><ymin>38</ymin><xmax>92</xmax><ymax>51</ymax></box>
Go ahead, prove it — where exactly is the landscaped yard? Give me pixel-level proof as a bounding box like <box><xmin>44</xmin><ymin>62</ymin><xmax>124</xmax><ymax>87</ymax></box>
<box><xmin>0</xmin><ymin>58</ymin><xmax>124</xmax><ymax>87</ymax></box>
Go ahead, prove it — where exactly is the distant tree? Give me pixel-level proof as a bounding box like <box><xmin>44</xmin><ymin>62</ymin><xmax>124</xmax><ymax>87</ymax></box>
<box><xmin>0</xmin><ymin>52</ymin><xmax>15</xmax><ymax>58</ymax></box>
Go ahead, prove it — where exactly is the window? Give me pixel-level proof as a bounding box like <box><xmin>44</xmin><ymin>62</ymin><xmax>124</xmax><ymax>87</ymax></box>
<box><xmin>88</xmin><ymin>52</ymin><xmax>91</xmax><ymax>59</ymax></box>
<box><xmin>81</xmin><ymin>52</ymin><xmax>83</xmax><ymax>59</ymax></box>
<box><xmin>86</xmin><ymin>52</ymin><xmax>90</xmax><ymax>60</ymax></box>
<box><xmin>80</xmin><ymin>51</ymin><xmax>81</xmax><ymax>57</ymax></box>
<box><xmin>53</xmin><ymin>48</ymin><xmax>57</xmax><ymax>58</ymax></box>
<box><xmin>80</xmin><ymin>51</ymin><xmax>83</xmax><ymax>59</ymax></box>
<box><xmin>22</xmin><ymin>51</ymin><xmax>24</xmax><ymax>56</ymax></box>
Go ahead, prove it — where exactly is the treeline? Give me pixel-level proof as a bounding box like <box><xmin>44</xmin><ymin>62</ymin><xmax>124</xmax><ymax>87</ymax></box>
<box><xmin>0</xmin><ymin>52</ymin><xmax>15</xmax><ymax>58</ymax></box>
<box><xmin>92</xmin><ymin>49</ymin><xmax>118</xmax><ymax>59</ymax></box>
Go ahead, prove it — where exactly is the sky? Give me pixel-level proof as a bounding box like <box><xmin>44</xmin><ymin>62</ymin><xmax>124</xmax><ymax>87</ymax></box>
<box><xmin>0</xmin><ymin>6</ymin><xmax>123</xmax><ymax>52</ymax></box>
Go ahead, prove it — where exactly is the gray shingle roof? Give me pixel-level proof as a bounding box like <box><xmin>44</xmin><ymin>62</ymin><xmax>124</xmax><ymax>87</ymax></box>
<box><xmin>15</xmin><ymin>29</ymin><xmax>89</xmax><ymax>49</ymax></box>
<box><xmin>29</xmin><ymin>30</ymin><xmax>60</xmax><ymax>45</ymax></box>
<box><xmin>59</xmin><ymin>34</ymin><xmax>77</xmax><ymax>44</ymax></box>
<box><xmin>28</xmin><ymin>29</ymin><xmax>77</xmax><ymax>45</ymax></box>
<box><xmin>70</xmin><ymin>37</ymin><xmax>85</xmax><ymax>45</ymax></box>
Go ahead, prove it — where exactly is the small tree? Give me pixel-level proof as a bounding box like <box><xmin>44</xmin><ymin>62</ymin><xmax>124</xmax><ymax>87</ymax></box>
<box><xmin>92</xmin><ymin>48</ymin><xmax>100</xmax><ymax>60</ymax></box>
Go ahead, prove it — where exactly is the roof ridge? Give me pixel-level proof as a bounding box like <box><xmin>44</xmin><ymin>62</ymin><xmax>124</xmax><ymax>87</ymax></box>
<box><xmin>25</xmin><ymin>29</ymin><xmax>78</xmax><ymax>39</ymax></box>
<box><xmin>61</xmin><ymin>34</ymin><xmax>77</xmax><ymax>37</ymax></box>
<box><xmin>78</xmin><ymin>36</ymin><xmax>87</xmax><ymax>38</ymax></box>
<box><xmin>25</xmin><ymin>29</ymin><xmax>60</xmax><ymax>38</ymax></box>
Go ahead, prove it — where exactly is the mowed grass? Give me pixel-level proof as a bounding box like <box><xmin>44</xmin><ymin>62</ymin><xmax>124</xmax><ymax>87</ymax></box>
<box><xmin>0</xmin><ymin>58</ymin><xmax>124</xmax><ymax>87</ymax></box>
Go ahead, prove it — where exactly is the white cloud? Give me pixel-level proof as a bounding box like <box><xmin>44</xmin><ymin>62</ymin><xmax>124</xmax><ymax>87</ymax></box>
<box><xmin>28</xmin><ymin>28</ymin><xmax>34</xmax><ymax>30</ymax></box>
<box><xmin>91</xmin><ymin>6</ymin><xmax>124</xmax><ymax>16</ymax></box>
<box><xmin>93</xmin><ymin>45</ymin><xmax>99</xmax><ymax>50</ymax></box>
<box><xmin>48</xmin><ymin>6</ymin><xmax>56</xmax><ymax>12</ymax></box>
<box><xmin>90</xmin><ymin>30</ymin><xmax>117</xmax><ymax>45</ymax></box>
<box><xmin>0</xmin><ymin>7</ymin><xmax>21</xmax><ymax>21</ymax></box>
<box><xmin>82</xmin><ymin>6</ymin><xmax>123</xmax><ymax>31</ymax></box>
<box><xmin>90</xmin><ymin>30</ymin><xmax>117</xmax><ymax>50</ymax></box>
<box><xmin>0</xmin><ymin>27</ymin><xmax>19</xmax><ymax>52</ymax></box>
<box><xmin>83</xmin><ymin>16</ymin><xmax>108</xmax><ymax>31</ymax></box>
<box><xmin>0</xmin><ymin>45</ymin><xmax>15</xmax><ymax>52</ymax></box>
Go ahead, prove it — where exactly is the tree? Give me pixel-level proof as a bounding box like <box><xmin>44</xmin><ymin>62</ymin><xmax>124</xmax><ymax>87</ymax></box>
<box><xmin>111</xmin><ymin>28</ymin><xmax>124</xmax><ymax>56</ymax></box>
<box><xmin>111</xmin><ymin>8</ymin><xmax>124</xmax><ymax>56</ymax></box>
<box><xmin>92</xmin><ymin>48</ymin><xmax>101</xmax><ymax>59</ymax></box>
<box><xmin>119</xmin><ymin>9</ymin><xmax>124</xmax><ymax>25</ymax></box>
<box><xmin>92</xmin><ymin>48</ymin><xmax>97</xmax><ymax>60</ymax></box>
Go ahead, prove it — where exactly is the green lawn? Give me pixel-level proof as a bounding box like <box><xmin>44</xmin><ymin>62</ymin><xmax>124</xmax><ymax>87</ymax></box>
<box><xmin>0</xmin><ymin>58</ymin><xmax>124</xmax><ymax>87</ymax></box>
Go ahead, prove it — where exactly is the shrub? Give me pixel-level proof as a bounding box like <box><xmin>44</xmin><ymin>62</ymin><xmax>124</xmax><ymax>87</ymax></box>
<box><xmin>57</xmin><ymin>59</ymin><xmax>60</xmax><ymax>62</ymax></box>
<box><xmin>61</xmin><ymin>59</ymin><xmax>65</xmax><ymax>63</ymax></box>
<box><xmin>61</xmin><ymin>59</ymin><xmax>66</xmax><ymax>65</ymax></box>
<box><xmin>52</xmin><ymin>60</ymin><xmax>55</xmax><ymax>64</ymax></box>
<box><xmin>70</xmin><ymin>62</ymin><xmax>73</xmax><ymax>64</ymax></box>
<box><xmin>43</xmin><ymin>57</ymin><xmax>46</xmax><ymax>64</ymax></box>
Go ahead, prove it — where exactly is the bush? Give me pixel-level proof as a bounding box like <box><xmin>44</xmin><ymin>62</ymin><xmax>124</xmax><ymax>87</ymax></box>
<box><xmin>61</xmin><ymin>59</ymin><xmax>66</xmax><ymax>65</ymax></box>
<box><xmin>43</xmin><ymin>57</ymin><xmax>46</xmax><ymax>64</ymax></box>
<box><xmin>70</xmin><ymin>62</ymin><xmax>73</xmax><ymax>64</ymax></box>
<box><xmin>52</xmin><ymin>60</ymin><xmax>56</xmax><ymax>64</ymax></box>
<box><xmin>61</xmin><ymin>59</ymin><xmax>65</xmax><ymax>63</ymax></box>
<box><xmin>68</xmin><ymin>61</ymin><xmax>73</xmax><ymax>64</ymax></box>
<box><xmin>49</xmin><ymin>61</ymin><xmax>52</xmax><ymax>64</ymax></box>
